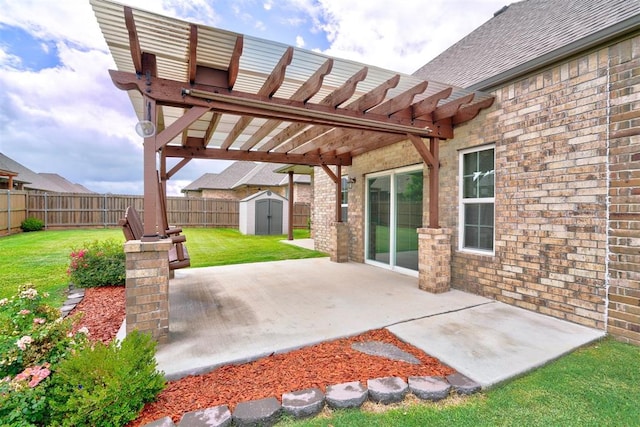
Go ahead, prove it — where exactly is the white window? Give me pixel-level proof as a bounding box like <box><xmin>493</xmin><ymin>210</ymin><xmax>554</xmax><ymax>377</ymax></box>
<box><xmin>459</xmin><ymin>145</ymin><xmax>495</xmax><ymax>253</ymax></box>
<box><xmin>341</xmin><ymin>176</ymin><xmax>348</xmax><ymax>222</ymax></box>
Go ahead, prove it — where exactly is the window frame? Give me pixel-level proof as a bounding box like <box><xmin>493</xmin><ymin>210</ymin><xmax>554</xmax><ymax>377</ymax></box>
<box><xmin>341</xmin><ymin>176</ymin><xmax>348</xmax><ymax>222</ymax></box>
<box><xmin>458</xmin><ymin>144</ymin><xmax>496</xmax><ymax>255</ymax></box>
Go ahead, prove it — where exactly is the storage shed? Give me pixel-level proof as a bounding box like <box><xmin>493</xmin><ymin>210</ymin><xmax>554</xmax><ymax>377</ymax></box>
<box><xmin>239</xmin><ymin>190</ymin><xmax>289</xmax><ymax>235</ymax></box>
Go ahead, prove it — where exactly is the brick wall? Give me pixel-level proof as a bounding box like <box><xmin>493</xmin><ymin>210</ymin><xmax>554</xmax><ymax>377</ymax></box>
<box><xmin>312</xmin><ymin>35</ymin><xmax>638</xmax><ymax>338</ymax></box>
<box><xmin>606</xmin><ymin>35</ymin><xmax>640</xmax><ymax>345</ymax></box>
<box><xmin>444</xmin><ymin>46</ymin><xmax>611</xmax><ymax>330</ymax></box>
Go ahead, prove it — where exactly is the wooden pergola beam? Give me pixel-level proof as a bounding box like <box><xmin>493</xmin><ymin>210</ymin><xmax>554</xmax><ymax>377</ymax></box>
<box><xmin>188</xmin><ymin>24</ymin><xmax>198</xmax><ymax>84</ymax></box>
<box><xmin>164</xmin><ymin>145</ymin><xmax>352</xmax><ymax>166</ymax></box>
<box><xmin>124</xmin><ymin>6</ymin><xmax>142</xmax><ymax>74</ymax></box>
<box><xmin>228</xmin><ymin>35</ymin><xmax>243</xmax><ymax>89</ymax></box>
<box><xmin>432</xmin><ymin>93</ymin><xmax>475</xmax><ymax>121</ymax></box>
<box><xmin>453</xmin><ymin>96</ymin><xmax>495</xmax><ymax>124</ymax></box>
<box><xmin>369</xmin><ymin>81</ymin><xmax>429</xmax><ymax>116</ymax></box>
<box><xmin>411</xmin><ymin>87</ymin><xmax>453</xmax><ymax>119</ymax></box>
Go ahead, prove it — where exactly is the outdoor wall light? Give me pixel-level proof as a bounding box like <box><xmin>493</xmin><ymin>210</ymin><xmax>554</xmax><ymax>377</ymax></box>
<box><xmin>347</xmin><ymin>176</ymin><xmax>356</xmax><ymax>190</ymax></box>
<box><xmin>135</xmin><ymin>100</ymin><xmax>156</xmax><ymax>138</ymax></box>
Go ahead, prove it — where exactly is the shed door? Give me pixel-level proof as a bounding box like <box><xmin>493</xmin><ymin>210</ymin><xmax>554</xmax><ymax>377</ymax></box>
<box><xmin>255</xmin><ymin>199</ymin><xmax>283</xmax><ymax>235</ymax></box>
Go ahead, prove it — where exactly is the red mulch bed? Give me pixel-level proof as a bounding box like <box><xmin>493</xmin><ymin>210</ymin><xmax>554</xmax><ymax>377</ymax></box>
<box><xmin>71</xmin><ymin>286</ymin><xmax>455</xmax><ymax>426</ymax></box>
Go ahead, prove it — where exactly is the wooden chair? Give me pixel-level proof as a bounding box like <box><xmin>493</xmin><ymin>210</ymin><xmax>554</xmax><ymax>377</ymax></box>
<box><xmin>118</xmin><ymin>206</ymin><xmax>190</xmax><ymax>270</ymax></box>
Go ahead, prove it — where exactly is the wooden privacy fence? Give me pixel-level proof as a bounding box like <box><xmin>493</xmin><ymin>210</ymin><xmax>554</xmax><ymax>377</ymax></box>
<box><xmin>0</xmin><ymin>191</ymin><xmax>310</xmax><ymax>236</ymax></box>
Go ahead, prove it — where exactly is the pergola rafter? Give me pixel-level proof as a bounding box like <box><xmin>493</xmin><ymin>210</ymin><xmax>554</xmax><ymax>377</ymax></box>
<box><xmin>91</xmin><ymin>0</ymin><xmax>494</xmax><ymax>238</ymax></box>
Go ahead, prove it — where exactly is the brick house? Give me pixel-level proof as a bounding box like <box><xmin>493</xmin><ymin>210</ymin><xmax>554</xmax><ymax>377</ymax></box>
<box><xmin>182</xmin><ymin>161</ymin><xmax>311</xmax><ymax>203</ymax></box>
<box><xmin>312</xmin><ymin>0</ymin><xmax>640</xmax><ymax>344</ymax></box>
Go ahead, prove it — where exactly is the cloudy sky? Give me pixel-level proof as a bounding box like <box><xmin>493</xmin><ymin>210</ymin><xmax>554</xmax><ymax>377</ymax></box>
<box><xmin>0</xmin><ymin>0</ymin><xmax>506</xmax><ymax>195</ymax></box>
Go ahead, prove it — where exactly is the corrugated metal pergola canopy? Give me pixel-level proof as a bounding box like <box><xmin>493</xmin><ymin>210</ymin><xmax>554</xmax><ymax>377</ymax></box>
<box><xmin>91</xmin><ymin>0</ymin><xmax>494</xmax><ymax>169</ymax></box>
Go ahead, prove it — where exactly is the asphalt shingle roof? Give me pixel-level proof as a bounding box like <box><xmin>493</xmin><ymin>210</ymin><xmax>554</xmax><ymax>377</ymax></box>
<box><xmin>413</xmin><ymin>0</ymin><xmax>640</xmax><ymax>90</ymax></box>
<box><xmin>0</xmin><ymin>153</ymin><xmax>92</xmax><ymax>193</ymax></box>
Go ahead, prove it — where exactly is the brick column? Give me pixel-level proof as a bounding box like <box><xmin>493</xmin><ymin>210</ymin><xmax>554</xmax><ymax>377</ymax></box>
<box><xmin>124</xmin><ymin>239</ymin><xmax>171</xmax><ymax>344</ymax></box>
<box><xmin>418</xmin><ymin>228</ymin><xmax>452</xmax><ymax>293</ymax></box>
<box><xmin>329</xmin><ymin>222</ymin><xmax>349</xmax><ymax>263</ymax></box>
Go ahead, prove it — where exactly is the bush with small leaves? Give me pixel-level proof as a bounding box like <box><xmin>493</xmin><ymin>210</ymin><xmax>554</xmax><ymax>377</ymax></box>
<box><xmin>67</xmin><ymin>239</ymin><xmax>125</xmax><ymax>288</ymax></box>
<box><xmin>47</xmin><ymin>330</ymin><xmax>166</xmax><ymax>427</ymax></box>
<box><xmin>20</xmin><ymin>217</ymin><xmax>44</xmax><ymax>232</ymax></box>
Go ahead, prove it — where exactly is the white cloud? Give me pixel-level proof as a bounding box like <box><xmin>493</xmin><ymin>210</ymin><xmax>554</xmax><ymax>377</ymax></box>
<box><xmin>296</xmin><ymin>35</ymin><xmax>305</xmax><ymax>48</ymax></box>
<box><xmin>289</xmin><ymin>0</ymin><xmax>505</xmax><ymax>73</ymax></box>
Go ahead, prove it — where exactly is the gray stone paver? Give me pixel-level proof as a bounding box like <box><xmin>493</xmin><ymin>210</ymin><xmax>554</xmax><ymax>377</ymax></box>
<box><xmin>282</xmin><ymin>388</ymin><xmax>325</xmax><ymax>418</ymax></box>
<box><xmin>446</xmin><ymin>372</ymin><xmax>482</xmax><ymax>395</ymax></box>
<box><xmin>351</xmin><ymin>341</ymin><xmax>421</xmax><ymax>364</ymax></box>
<box><xmin>325</xmin><ymin>381</ymin><xmax>368</xmax><ymax>409</ymax></box>
<box><xmin>408</xmin><ymin>376</ymin><xmax>451</xmax><ymax>401</ymax></box>
<box><xmin>233</xmin><ymin>397</ymin><xmax>281</xmax><ymax>427</ymax></box>
<box><xmin>367</xmin><ymin>377</ymin><xmax>408</xmax><ymax>404</ymax></box>
<box><xmin>179</xmin><ymin>405</ymin><xmax>231</xmax><ymax>427</ymax></box>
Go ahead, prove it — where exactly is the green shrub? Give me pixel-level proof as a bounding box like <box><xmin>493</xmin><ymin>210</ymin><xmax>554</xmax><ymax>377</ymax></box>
<box><xmin>67</xmin><ymin>239</ymin><xmax>125</xmax><ymax>288</ymax></box>
<box><xmin>47</xmin><ymin>330</ymin><xmax>166</xmax><ymax>427</ymax></box>
<box><xmin>20</xmin><ymin>217</ymin><xmax>44</xmax><ymax>232</ymax></box>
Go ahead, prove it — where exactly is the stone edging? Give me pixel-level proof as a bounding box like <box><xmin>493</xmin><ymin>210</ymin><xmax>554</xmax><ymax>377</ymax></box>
<box><xmin>60</xmin><ymin>284</ymin><xmax>85</xmax><ymax>318</ymax></box>
<box><xmin>143</xmin><ymin>373</ymin><xmax>481</xmax><ymax>426</ymax></box>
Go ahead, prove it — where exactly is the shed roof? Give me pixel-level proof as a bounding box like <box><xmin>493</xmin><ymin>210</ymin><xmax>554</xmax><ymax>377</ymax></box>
<box><xmin>182</xmin><ymin>161</ymin><xmax>309</xmax><ymax>192</ymax></box>
<box><xmin>413</xmin><ymin>0</ymin><xmax>640</xmax><ymax>90</ymax></box>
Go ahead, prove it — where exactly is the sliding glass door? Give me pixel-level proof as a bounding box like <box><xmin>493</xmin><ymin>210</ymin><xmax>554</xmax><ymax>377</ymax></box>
<box><xmin>366</xmin><ymin>167</ymin><xmax>423</xmax><ymax>275</ymax></box>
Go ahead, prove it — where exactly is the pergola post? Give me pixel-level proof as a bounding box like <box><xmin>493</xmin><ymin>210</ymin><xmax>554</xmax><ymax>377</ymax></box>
<box><xmin>142</xmin><ymin>96</ymin><xmax>160</xmax><ymax>241</ymax></box>
<box><xmin>409</xmin><ymin>135</ymin><xmax>452</xmax><ymax>293</ymax></box>
<box><xmin>321</xmin><ymin>164</ymin><xmax>349</xmax><ymax>262</ymax></box>
<box><xmin>287</xmin><ymin>171</ymin><xmax>294</xmax><ymax>240</ymax></box>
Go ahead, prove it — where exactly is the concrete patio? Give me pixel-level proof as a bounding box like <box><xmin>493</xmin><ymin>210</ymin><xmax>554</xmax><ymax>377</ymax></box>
<box><xmin>149</xmin><ymin>255</ymin><xmax>605</xmax><ymax>387</ymax></box>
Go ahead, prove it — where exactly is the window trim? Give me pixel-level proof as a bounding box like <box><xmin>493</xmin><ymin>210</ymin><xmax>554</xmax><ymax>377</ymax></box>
<box><xmin>458</xmin><ymin>144</ymin><xmax>496</xmax><ymax>256</ymax></box>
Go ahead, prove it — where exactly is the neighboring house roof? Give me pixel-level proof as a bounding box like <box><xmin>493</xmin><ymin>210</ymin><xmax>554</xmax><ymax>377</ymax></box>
<box><xmin>38</xmin><ymin>173</ymin><xmax>94</xmax><ymax>193</ymax></box>
<box><xmin>182</xmin><ymin>162</ymin><xmax>310</xmax><ymax>192</ymax></box>
<box><xmin>413</xmin><ymin>0</ymin><xmax>640</xmax><ymax>90</ymax></box>
<box><xmin>0</xmin><ymin>153</ymin><xmax>94</xmax><ymax>193</ymax></box>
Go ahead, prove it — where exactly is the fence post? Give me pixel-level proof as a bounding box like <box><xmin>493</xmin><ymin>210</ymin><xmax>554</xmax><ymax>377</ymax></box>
<box><xmin>43</xmin><ymin>193</ymin><xmax>48</xmax><ymax>229</ymax></box>
<box><xmin>103</xmin><ymin>193</ymin><xmax>107</xmax><ymax>228</ymax></box>
<box><xmin>7</xmin><ymin>190</ymin><xmax>10</xmax><ymax>234</ymax></box>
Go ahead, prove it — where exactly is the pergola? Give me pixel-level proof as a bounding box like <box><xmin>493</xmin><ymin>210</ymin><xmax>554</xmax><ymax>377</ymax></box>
<box><xmin>91</xmin><ymin>0</ymin><xmax>494</xmax><ymax>240</ymax></box>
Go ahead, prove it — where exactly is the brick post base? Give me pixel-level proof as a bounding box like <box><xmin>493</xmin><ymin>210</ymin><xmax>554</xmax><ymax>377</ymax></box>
<box><xmin>124</xmin><ymin>239</ymin><xmax>171</xmax><ymax>344</ymax></box>
<box><xmin>418</xmin><ymin>228</ymin><xmax>452</xmax><ymax>293</ymax></box>
<box><xmin>329</xmin><ymin>222</ymin><xmax>349</xmax><ymax>263</ymax></box>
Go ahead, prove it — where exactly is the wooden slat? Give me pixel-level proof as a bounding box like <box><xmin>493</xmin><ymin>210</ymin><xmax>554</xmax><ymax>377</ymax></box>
<box><xmin>453</xmin><ymin>97</ymin><xmax>495</xmax><ymax>125</ymax></box>
<box><xmin>238</xmin><ymin>58</ymin><xmax>333</xmax><ymax>151</ymax></box>
<box><xmin>228</xmin><ymin>35</ymin><xmax>243</xmax><ymax>89</ymax></box>
<box><xmin>344</xmin><ymin>74</ymin><xmax>400</xmax><ymax>111</ymax></box>
<box><xmin>369</xmin><ymin>81</ymin><xmax>428</xmax><ymax>116</ymax></box>
<box><xmin>433</xmin><ymin>93</ymin><xmax>475</xmax><ymax>121</ymax></box>
<box><xmin>411</xmin><ymin>87</ymin><xmax>453</xmax><ymax>119</ymax></box>
<box><xmin>124</xmin><ymin>6</ymin><xmax>142</xmax><ymax>74</ymax></box>
<box><xmin>257</xmin><ymin>66</ymin><xmax>369</xmax><ymax>152</ymax></box>
<box><xmin>221</xmin><ymin>47</ymin><xmax>294</xmax><ymax>150</ymax></box>
<box><xmin>188</xmin><ymin>24</ymin><xmax>198</xmax><ymax>83</ymax></box>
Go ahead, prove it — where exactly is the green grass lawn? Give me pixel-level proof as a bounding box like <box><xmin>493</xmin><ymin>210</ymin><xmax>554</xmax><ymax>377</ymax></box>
<box><xmin>279</xmin><ymin>338</ymin><xmax>640</xmax><ymax>426</ymax></box>
<box><xmin>0</xmin><ymin>228</ymin><xmax>325</xmax><ymax>305</ymax></box>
